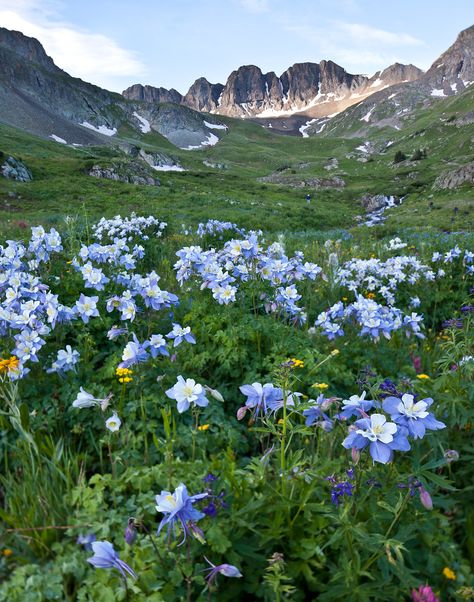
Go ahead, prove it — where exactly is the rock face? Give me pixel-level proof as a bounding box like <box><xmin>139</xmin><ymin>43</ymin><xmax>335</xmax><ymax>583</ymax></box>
<box><xmin>433</xmin><ymin>162</ymin><xmax>474</xmax><ymax>189</ymax></box>
<box><xmin>1</xmin><ymin>154</ymin><xmax>33</xmax><ymax>182</ymax></box>
<box><xmin>88</xmin><ymin>162</ymin><xmax>161</xmax><ymax>186</ymax></box>
<box><xmin>258</xmin><ymin>170</ymin><xmax>345</xmax><ymax>188</ymax></box>
<box><xmin>122</xmin><ymin>84</ymin><xmax>182</xmax><ymax>104</ymax></box>
<box><xmin>0</xmin><ymin>27</ymin><xmax>222</xmax><ymax>149</ymax></box>
<box><xmin>183</xmin><ymin>78</ymin><xmax>224</xmax><ymax>112</ymax></box>
<box><xmin>424</xmin><ymin>24</ymin><xmax>474</xmax><ymax>94</ymax></box>
<box><xmin>197</xmin><ymin>59</ymin><xmax>421</xmax><ymax>118</ymax></box>
<box><xmin>122</xmin><ymin>59</ymin><xmax>422</xmax><ymax>121</ymax></box>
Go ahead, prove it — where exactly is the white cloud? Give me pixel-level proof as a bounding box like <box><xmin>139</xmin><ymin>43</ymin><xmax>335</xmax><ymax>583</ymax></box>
<box><xmin>0</xmin><ymin>2</ymin><xmax>147</xmax><ymax>91</ymax></box>
<box><xmin>282</xmin><ymin>19</ymin><xmax>425</xmax><ymax>75</ymax></box>
<box><xmin>239</xmin><ymin>0</ymin><xmax>270</xmax><ymax>13</ymax></box>
<box><xmin>337</xmin><ymin>22</ymin><xmax>423</xmax><ymax>46</ymax></box>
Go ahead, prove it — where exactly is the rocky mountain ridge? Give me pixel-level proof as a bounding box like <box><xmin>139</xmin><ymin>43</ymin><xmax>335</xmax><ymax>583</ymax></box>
<box><xmin>306</xmin><ymin>24</ymin><xmax>474</xmax><ymax>137</ymax></box>
<box><xmin>123</xmin><ymin>60</ymin><xmax>423</xmax><ymax>120</ymax></box>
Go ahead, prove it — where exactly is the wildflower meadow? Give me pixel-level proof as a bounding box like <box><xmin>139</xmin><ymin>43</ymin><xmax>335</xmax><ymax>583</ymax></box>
<box><xmin>0</xmin><ymin>214</ymin><xmax>473</xmax><ymax>601</ymax></box>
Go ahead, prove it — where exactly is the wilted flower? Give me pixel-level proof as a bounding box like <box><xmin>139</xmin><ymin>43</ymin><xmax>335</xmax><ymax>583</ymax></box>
<box><xmin>72</xmin><ymin>387</ymin><xmax>111</xmax><ymax>410</ymax></box>
<box><xmin>87</xmin><ymin>541</ymin><xmax>136</xmax><ymax>580</ymax></box>
<box><xmin>444</xmin><ymin>449</ymin><xmax>459</xmax><ymax>463</ymax></box>
<box><xmin>124</xmin><ymin>518</ymin><xmax>138</xmax><ymax>546</ymax></box>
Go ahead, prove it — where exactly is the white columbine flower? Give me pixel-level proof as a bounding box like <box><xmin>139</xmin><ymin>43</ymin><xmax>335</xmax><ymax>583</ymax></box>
<box><xmin>356</xmin><ymin>413</ymin><xmax>397</xmax><ymax>443</ymax></box>
<box><xmin>396</xmin><ymin>394</ymin><xmax>429</xmax><ymax>419</ymax></box>
<box><xmin>105</xmin><ymin>413</ymin><xmax>121</xmax><ymax>432</ymax></box>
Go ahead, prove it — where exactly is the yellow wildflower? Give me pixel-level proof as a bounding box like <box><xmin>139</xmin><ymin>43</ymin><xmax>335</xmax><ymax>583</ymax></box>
<box><xmin>366</xmin><ymin>292</ymin><xmax>376</xmax><ymax>299</ymax></box>
<box><xmin>0</xmin><ymin>356</ymin><xmax>20</xmax><ymax>374</ymax></box>
<box><xmin>116</xmin><ymin>367</ymin><xmax>133</xmax><ymax>383</ymax></box>
<box><xmin>416</xmin><ymin>374</ymin><xmax>430</xmax><ymax>380</ymax></box>
<box><xmin>443</xmin><ymin>567</ymin><xmax>456</xmax><ymax>580</ymax></box>
<box><xmin>290</xmin><ymin>358</ymin><xmax>304</xmax><ymax>368</ymax></box>
<box><xmin>198</xmin><ymin>424</ymin><xmax>210</xmax><ymax>431</ymax></box>
<box><xmin>312</xmin><ymin>382</ymin><xmax>329</xmax><ymax>390</ymax></box>
<box><xmin>2</xmin><ymin>549</ymin><xmax>13</xmax><ymax>557</ymax></box>
<box><xmin>330</xmin><ymin>349</ymin><xmax>340</xmax><ymax>356</ymax></box>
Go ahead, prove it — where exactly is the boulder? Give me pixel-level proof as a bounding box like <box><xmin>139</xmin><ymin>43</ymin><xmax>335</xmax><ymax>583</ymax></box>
<box><xmin>1</xmin><ymin>154</ymin><xmax>33</xmax><ymax>182</ymax></box>
<box><xmin>433</xmin><ymin>162</ymin><xmax>474</xmax><ymax>190</ymax></box>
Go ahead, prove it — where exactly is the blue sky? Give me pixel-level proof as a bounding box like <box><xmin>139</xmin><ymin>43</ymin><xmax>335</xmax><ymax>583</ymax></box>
<box><xmin>0</xmin><ymin>0</ymin><xmax>473</xmax><ymax>92</ymax></box>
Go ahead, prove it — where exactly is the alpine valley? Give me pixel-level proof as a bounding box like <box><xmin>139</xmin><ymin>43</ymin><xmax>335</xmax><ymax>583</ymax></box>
<box><xmin>0</xmin><ymin>23</ymin><xmax>473</xmax><ymax>232</ymax></box>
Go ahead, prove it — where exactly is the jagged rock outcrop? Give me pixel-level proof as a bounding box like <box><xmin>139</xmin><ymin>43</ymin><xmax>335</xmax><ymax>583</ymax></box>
<box><xmin>182</xmin><ymin>78</ymin><xmax>224</xmax><ymax>112</ymax></box>
<box><xmin>122</xmin><ymin>58</ymin><xmax>423</xmax><ymax>122</ymax></box>
<box><xmin>0</xmin><ymin>154</ymin><xmax>33</xmax><ymax>182</ymax></box>
<box><xmin>424</xmin><ymin>24</ymin><xmax>474</xmax><ymax>95</ymax></box>
<box><xmin>433</xmin><ymin>162</ymin><xmax>474</xmax><ymax>189</ymax></box>
<box><xmin>122</xmin><ymin>84</ymin><xmax>182</xmax><ymax>104</ymax></box>
<box><xmin>88</xmin><ymin>162</ymin><xmax>161</xmax><ymax>186</ymax></box>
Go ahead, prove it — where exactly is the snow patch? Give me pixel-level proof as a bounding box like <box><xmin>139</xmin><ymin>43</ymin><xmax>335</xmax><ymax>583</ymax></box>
<box><xmin>133</xmin><ymin>112</ymin><xmax>151</xmax><ymax>134</ymax></box>
<box><xmin>152</xmin><ymin>164</ymin><xmax>185</xmax><ymax>172</ymax></box>
<box><xmin>370</xmin><ymin>77</ymin><xmax>383</xmax><ymax>88</ymax></box>
<box><xmin>388</xmin><ymin>93</ymin><xmax>398</xmax><ymax>100</ymax></box>
<box><xmin>50</xmin><ymin>134</ymin><xmax>67</xmax><ymax>144</ymax></box>
<box><xmin>360</xmin><ymin>107</ymin><xmax>374</xmax><ymax>122</ymax></box>
<box><xmin>183</xmin><ymin>133</ymin><xmax>219</xmax><ymax>150</ymax></box>
<box><xmin>203</xmin><ymin>120</ymin><xmax>227</xmax><ymax>130</ymax></box>
<box><xmin>430</xmin><ymin>89</ymin><xmax>446</xmax><ymax>97</ymax></box>
<box><xmin>80</xmin><ymin>122</ymin><xmax>117</xmax><ymax>136</ymax></box>
<box><xmin>299</xmin><ymin>119</ymin><xmax>317</xmax><ymax>138</ymax></box>
<box><xmin>450</xmin><ymin>83</ymin><xmax>457</xmax><ymax>92</ymax></box>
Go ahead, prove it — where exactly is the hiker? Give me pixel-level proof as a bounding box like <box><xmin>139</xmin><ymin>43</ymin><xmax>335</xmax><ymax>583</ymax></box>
<box><xmin>306</xmin><ymin>194</ymin><xmax>311</xmax><ymax>204</ymax></box>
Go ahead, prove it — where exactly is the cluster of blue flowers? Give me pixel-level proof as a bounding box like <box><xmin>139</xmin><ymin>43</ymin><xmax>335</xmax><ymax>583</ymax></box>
<box><xmin>174</xmin><ymin>234</ymin><xmax>321</xmax><ymax>322</ymax></box>
<box><xmin>194</xmin><ymin>219</ymin><xmax>248</xmax><ymax>239</ymax></box>
<box><xmin>313</xmin><ymin>295</ymin><xmax>425</xmax><ymax>342</ymax></box>
<box><xmin>237</xmin><ymin>381</ymin><xmax>445</xmax><ymax>465</ymax></box>
<box><xmin>0</xmin><ymin>215</ymin><xmax>181</xmax><ymax>380</ymax></box>
<box><xmin>431</xmin><ymin>246</ymin><xmax>473</xmax><ymax>275</ymax></box>
<box><xmin>336</xmin><ymin>255</ymin><xmax>436</xmax><ymax>306</ymax></box>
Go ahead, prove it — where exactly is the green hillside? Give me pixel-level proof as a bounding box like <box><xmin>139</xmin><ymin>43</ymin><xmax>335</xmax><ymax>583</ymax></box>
<box><xmin>1</xmin><ymin>86</ymin><xmax>473</xmax><ymax>238</ymax></box>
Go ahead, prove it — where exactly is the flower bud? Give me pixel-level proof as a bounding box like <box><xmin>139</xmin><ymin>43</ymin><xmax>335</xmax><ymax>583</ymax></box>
<box><xmin>124</xmin><ymin>518</ymin><xmax>137</xmax><ymax>545</ymax></box>
<box><xmin>351</xmin><ymin>448</ymin><xmax>360</xmax><ymax>465</ymax></box>
<box><xmin>418</xmin><ymin>486</ymin><xmax>433</xmax><ymax>510</ymax></box>
<box><xmin>236</xmin><ymin>406</ymin><xmax>247</xmax><ymax>420</ymax></box>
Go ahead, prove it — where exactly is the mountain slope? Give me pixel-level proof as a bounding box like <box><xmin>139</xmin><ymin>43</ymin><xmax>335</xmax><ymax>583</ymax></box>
<box><xmin>0</xmin><ymin>27</ymin><xmax>228</xmax><ymax>149</ymax></box>
<box><xmin>310</xmin><ymin>24</ymin><xmax>474</xmax><ymax>138</ymax></box>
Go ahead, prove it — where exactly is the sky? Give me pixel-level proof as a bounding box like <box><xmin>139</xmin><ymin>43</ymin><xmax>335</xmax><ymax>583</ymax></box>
<box><xmin>0</xmin><ymin>0</ymin><xmax>473</xmax><ymax>93</ymax></box>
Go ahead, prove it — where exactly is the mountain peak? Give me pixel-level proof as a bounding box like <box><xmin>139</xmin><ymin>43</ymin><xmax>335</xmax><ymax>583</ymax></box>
<box><xmin>0</xmin><ymin>26</ymin><xmax>60</xmax><ymax>73</ymax></box>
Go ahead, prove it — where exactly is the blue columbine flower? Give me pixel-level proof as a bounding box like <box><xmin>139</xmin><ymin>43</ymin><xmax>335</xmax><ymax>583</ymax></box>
<box><xmin>165</xmin><ymin>376</ymin><xmax>209</xmax><ymax>413</ymax></box>
<box><xmin>204</xmin><ymin>556</ymin><xmax>242</xmax><ymax>585</ymax></box>
<box><xmin>155</xmin><ymin>483</ymin><xmax>207</xmax><ymax>544</ymax></box>
<box><xmin>382</xmin><ymin>394</ymin><xmax>445</xmax><ymax>439</ymax></box>
<box><xmin>87</xmin><ymin>541</ymin><xmax>137</xmax><ymax>580</ymax></box>
<box><xmin>239</xmin><ymin>382</ymin><xmax>283</xmax><ymax>417</ymax></box>
<box><xmin>342</xmin><ymin>413</ymin><xmax>410</xmax><ymax>464</ymax></box>
<box><xmin>338</xmin><ymin>391</ymin><xmax>375</xmax><ymax>419</ymax></box>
